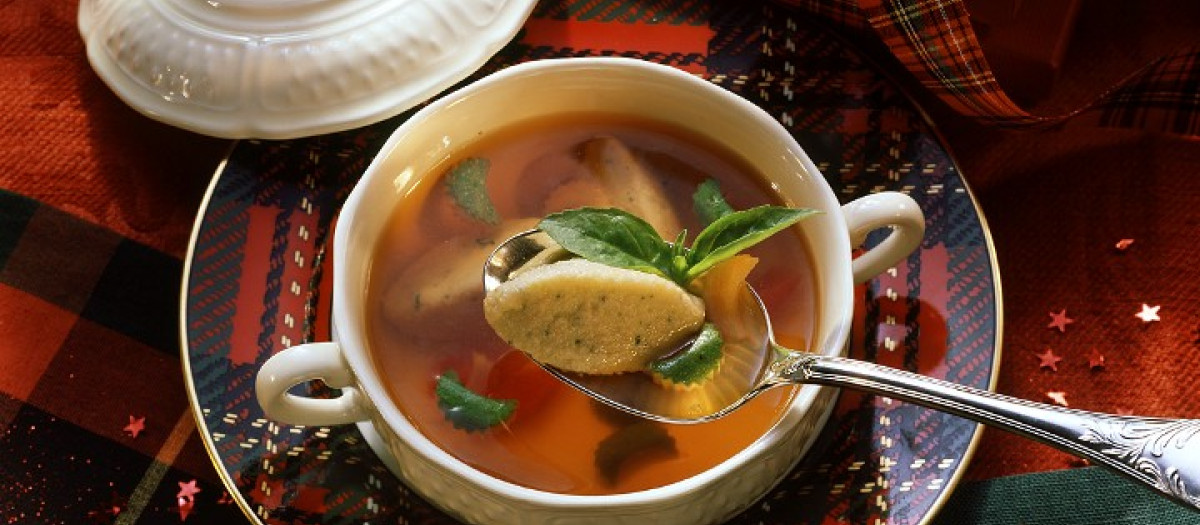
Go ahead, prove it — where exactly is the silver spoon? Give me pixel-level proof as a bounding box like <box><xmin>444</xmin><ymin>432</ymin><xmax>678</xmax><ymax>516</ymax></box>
<box><xmin>484</xmin><ymin>230</ymin><xmax>1200</xmax><ymax>511</ymax></box>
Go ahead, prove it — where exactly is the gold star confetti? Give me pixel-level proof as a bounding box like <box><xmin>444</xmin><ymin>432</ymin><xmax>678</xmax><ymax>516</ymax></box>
<box><xmin>1115</xmin><ymin>238</ymin><xmax>1135</xmax><ymax>251</ymax></box>
<box><xmin>123</xmin><ymin>416</ymin><xmax>145</xmax><ymax>439</ymax></box>
<box><xmin>1088</xmin><ymin>349</ymin><xmax>1106</xmax><ymax>370</ymax></box>
<box><xmin>1135</xmin><ymin>304</ymin><xmax>1161</xmax><ymax>323</ymax></box>
<box><xmin>1046</xmin><ymin>391</ymin><xmax>1069</xmax><ymax>406</ymax></box>
<box><xmin>1036</xmin><ymin>349</ymin><xmax>1063</xmax><ymax>371</ymax></box>
<box><xmin>1047</xmin><ymin>309</ymin><xmax>1074</xmax><ymax>333</ymax></box>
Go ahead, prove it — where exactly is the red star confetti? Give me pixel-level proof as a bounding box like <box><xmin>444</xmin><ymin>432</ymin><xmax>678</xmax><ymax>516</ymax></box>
<box><xmin>1046</xmin><ymin>391</ymin><xmax>1069</xmax><ymax>406</ymax></box>
<box><xmin>217</xmin><ymin>491</ymin><xmax>234</xmax><ymax>505</ymax></box>
<box><xmin>1088</xmin><ymin>349</ymin><xmax>1106</xmax><ymax>370</ymax></box>
<box><xmin>1135</xmin><ymin>304</ymin><xmax>1161</xmax><ymax>323</ymax></box>
<box><xmin>175</xmin><ymin>480</ymin><xmax>200</xmax><ymax>522</ymax></box>
<box><xmin>176</xmin><ymin>479</ymin><xmax>201</xmax><ymax>501</ymax></box>
<box><xmin>1047</xmin><ymin>309</ymin><xmax>1074</xmax><ymax>333</ymax></box>
<box><xmin>176</xmin><ymin>497</ymin><xmax>194</xmax><ymax>521</ymax></box>
<box><xmin>1036</xmin><ymin>349</ymin><xmax>1063</xmax><ymax>371</ymax></box>
<box><xmin>123</xmin><ymin>416</ymin><xmax>145</xmax><ymax>439</ymax></box>
<box><xmin>1115</xmin><ymin>238</ymin><xmax>1135</xmax><ymax>251</ymax></box>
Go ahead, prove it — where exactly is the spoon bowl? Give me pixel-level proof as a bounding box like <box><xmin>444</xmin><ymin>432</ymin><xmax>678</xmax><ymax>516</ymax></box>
<box><xmin>484</xmin><ymin>229</ymin><xmax>775</xmax><ymax>422</ymax></box>
<box><xmin>485</xmin><ymin>229</ymin><xmax>1200</xmax><ymax>511</ymax></box>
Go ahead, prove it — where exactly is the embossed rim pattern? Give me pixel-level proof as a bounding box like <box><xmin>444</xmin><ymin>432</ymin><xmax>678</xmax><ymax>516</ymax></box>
<box><xmin>78</xmin><ymin>0</ymin><xmax>537</xmax><ymax>139</ymax></box>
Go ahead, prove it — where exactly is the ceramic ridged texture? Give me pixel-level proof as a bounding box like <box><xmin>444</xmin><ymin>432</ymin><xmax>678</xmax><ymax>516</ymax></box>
<box><xmin>78</xmin><ymin>0</ymin><xmax>535</xmax><ymax>139</ymax></box>
<box><xmin>89</xmin><ymin>0</ymin><xmax>244</xmax><ymax>110</ymax></box>
<box><xmin>376</xmin><ymin>389</ymin><xmax>837</xmax><ymax>525</ymax></box>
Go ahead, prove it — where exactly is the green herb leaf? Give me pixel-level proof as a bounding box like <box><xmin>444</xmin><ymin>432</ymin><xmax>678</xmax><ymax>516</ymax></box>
<box><xmin>686</xmin><ymin>206</ymin><xmax>819</xmax><ymax>282</ymax></box>
<box><xmin>435</xmin><ymin>370</ymin><xmax>516</xmax><ymax>432</ymax></box>
<box><xmin>648</xmin><ymin>323</ymin><xmax>724</xmax><ymax>386</ymax></box>
<box><xmin>446</xmin><ymin>157</ymin><xmax>499</xmax><ymax>224</ymax></box>
<box><xmin>539</xmin><ymin>208</ymin><xmax>674</xmax><ymax>279</ymax></box>
<box><xmin>692</xmin><ymin>179</ymin><xmax>735</xmax><ymax>226</ymax></box>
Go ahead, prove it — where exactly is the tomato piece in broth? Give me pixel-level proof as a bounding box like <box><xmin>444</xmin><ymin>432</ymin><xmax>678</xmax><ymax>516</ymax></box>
<box><xmin>485</xmin><ymin>350</ymin><xmax>563</xmax><ymax>419</ymax></box>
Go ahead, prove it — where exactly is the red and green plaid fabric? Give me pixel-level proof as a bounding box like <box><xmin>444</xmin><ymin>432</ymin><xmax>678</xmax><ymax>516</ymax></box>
<box><xmin>780</xmin><ymin>0</ymin><xmax>1200</xmax><ymax>136</ymax></box>
<box><xmin>0</xmin><ymin>189</ymin><xmax>245</xmax><ymax>523</ymax></box>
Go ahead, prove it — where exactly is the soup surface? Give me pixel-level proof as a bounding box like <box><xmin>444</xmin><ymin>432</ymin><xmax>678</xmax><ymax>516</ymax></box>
<box><xmin>366</xmin><ymin>114</ymin><xmax>817</xmax><ymax>495</ymax></box>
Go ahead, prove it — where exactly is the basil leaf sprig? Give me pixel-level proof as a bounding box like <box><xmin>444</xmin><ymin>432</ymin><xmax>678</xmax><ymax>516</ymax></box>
<box><xmin>538</xmin><ymin>205</ymin><xmax>818</xmax><ymax>287</ymax></box>
<box><xmin>536</xmin><ymin>207</ymin><xmax>673</xmax><ymax>279</ymax></box>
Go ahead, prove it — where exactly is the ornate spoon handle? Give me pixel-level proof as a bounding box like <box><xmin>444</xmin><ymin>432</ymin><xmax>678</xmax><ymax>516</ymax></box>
<box><xmin>772</xmin><ymin>352</ymin><xmax>1200</xmax><ymax>511</ymax></box>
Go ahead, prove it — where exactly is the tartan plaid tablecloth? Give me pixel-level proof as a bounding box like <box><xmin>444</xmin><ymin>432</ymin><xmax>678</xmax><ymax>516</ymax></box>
<box><xmin>2</xmin><ymin>0</ymin><xmax>1200</xmax><ymax>524</ymax></box>
<box><xmin>0</xmin><ymin>189</ymin><xmax>246</xmax><ymax>523</ymax></box>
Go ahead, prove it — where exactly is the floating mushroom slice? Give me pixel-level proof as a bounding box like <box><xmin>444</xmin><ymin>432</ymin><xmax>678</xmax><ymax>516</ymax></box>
<box><xmin>483</xmin><ymin>259</ymin><xmax>705</xmax><ymax>375</ymax></box>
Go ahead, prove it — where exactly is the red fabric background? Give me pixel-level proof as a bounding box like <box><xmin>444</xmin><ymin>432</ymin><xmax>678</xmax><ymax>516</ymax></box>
<box><xmin>2</xmin><ymin>0</ymin><xmax>1198</xmax><ymax>487</ymax></box>
<box><xmin>918</xmin><ymin>2</ymin><xmax>1200</xmax><ymax>479</ymax></box>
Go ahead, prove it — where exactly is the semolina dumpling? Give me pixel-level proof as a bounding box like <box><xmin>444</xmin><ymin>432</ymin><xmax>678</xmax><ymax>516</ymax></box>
<box><xmin>581</xmin><ymin>136</ymin><xmax>683</xmax><ymax>238</ymax></box>
<box><xmin>483</xmin><ymin>259</ymin><xmax>705</xmax><ymax>374</ymax></box>
<box><xmin>381</xmin><ymin>218</ymin><xmax>537</xmax><ymax>337</ymax></box>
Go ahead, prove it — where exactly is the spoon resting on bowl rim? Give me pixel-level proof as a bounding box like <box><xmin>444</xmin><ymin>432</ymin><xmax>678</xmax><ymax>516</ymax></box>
<box><xmin>484</xmin><ymin>229</ymin><xmax>1200</xmax><ymax>512</ymax></box>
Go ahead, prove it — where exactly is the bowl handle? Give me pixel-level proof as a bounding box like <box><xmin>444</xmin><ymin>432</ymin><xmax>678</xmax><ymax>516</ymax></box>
<box><xmin>255</xmin><ymin>342</ymin><xmax>371</xmax><ymax>426</ymax></box>
<box><xmin>841</xmin><ymin>192</ymin><xmax>925</xmax><ymax>284</ymax></box>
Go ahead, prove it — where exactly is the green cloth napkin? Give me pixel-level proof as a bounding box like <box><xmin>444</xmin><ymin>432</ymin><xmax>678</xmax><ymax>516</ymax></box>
<box><xmin>935</xmin><ymin>467</ymin><xmax>1199</xmax><ymax>525</ymax></box>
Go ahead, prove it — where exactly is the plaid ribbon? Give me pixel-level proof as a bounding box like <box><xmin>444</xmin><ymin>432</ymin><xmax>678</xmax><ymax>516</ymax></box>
<box><xmin>780</xmin><ymin>0</ymin><xmax>1200</xmax><ymax>136</ymax></box>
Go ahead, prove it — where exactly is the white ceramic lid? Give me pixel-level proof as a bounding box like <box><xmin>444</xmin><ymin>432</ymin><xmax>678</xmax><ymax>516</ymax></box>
<box><xmin>77</xmin><ymin>0</ymin><xmax>537</xmax><ymax>139</ymax></box>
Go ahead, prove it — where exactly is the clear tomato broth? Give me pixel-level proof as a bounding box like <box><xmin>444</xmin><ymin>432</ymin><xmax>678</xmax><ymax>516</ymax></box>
<box><xmin>366</xmin><ymin>114</ymin><xmax>816</xmax><ymax>495</ymax></box>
